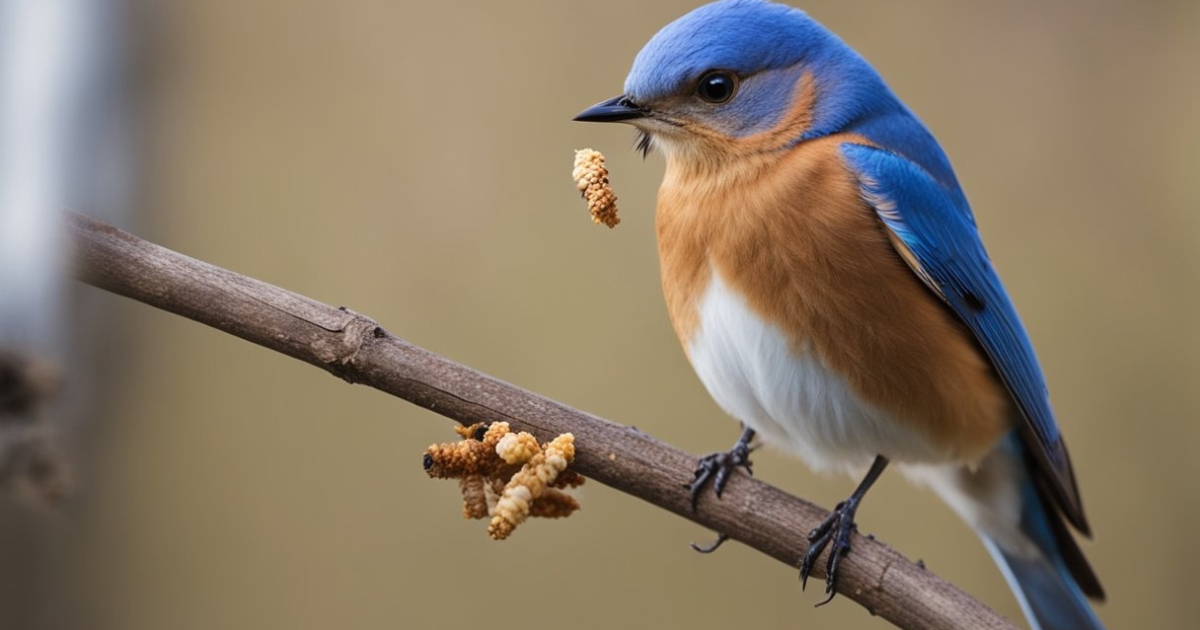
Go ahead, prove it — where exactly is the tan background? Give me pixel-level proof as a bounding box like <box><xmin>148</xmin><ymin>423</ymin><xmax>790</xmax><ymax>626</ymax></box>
<box><xmin>54</xmin><ymin>1</ymin><xmax>1200</xmax><ymax>628</ymax></box>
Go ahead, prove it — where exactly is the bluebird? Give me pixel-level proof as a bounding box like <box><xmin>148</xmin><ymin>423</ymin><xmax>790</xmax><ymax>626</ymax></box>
<box><xmin>574</xmin><ymin>1</ymin><xmax>1105</xmax><ymax>628</ymax></box>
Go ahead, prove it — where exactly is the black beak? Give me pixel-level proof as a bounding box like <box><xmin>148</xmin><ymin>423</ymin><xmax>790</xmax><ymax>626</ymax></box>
<box><xmin>573</xmin><ymin>95</ymin><xmax>648</xmax><ymax>123</ymax></box>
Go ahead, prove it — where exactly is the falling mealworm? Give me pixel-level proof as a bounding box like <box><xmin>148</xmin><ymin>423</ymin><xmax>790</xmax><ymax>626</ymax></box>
<box><xmin>572</xmin><ymin>148</ymin><xmax>620</xmax><ymax>228</ymax></box>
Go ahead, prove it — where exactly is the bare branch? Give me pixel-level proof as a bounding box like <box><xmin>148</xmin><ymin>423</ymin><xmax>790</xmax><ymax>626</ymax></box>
<box><xmin>65</xmin><ymin>210</ymin><xmax>1017</xmax><ymax>630</ymax></box>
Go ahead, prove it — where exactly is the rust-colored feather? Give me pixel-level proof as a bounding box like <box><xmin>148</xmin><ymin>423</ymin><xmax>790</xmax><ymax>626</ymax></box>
<box><xmin>656</xmin><ymin>131</ymin><xmax>1011</xmax><ymax>463</ymax></box>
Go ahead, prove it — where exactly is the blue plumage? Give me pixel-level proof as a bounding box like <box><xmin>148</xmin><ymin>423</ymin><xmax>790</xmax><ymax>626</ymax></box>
<box><xmin>625</xmin><ymin>0</ymin><xmax>819</xmax><ymax>101</ymax></box>
<box><xmin>842</xmin><ymin>142</ymin><xmax>1090</xmax><ymax>535</ymax></box>
<box><xmin>982</xmin><ymin>436</ymin><xmax>1106</xmax><ymax>630</ymax></box>
<box><xmin>576</xmin><ymin>1</ymin><xmax>1105</xmax><ymax>627</ymax></box>
<box><xmin>625</xmin><ymin>1</ymin><xmax>963</xmax><ymax>191</ymax></box>
<box><xmin>627</xmin><ymin>0</ymin><xmax>900</xmax><ymax>139</ymax></box>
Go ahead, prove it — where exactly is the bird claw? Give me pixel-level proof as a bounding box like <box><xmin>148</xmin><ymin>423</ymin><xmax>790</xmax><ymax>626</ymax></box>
<box><xmin>799</xmin><ymin>499</ymin><xmax>859</xmax><ymax>605</ymax></box>
<box><xmin>690</xmin><ymin>532</ymin><xmax>730</xmax><ymax>554</ymax></box>
<box><xmin>687</xmin><ymin>439</ymin><xmax>754</xmax><ymax>511</ymax></box>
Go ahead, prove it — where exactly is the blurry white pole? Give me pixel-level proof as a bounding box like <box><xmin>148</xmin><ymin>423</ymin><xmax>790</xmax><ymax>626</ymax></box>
<box><xmin>0</xmin><ymin>0</ymin><xmax>87</xmax><ymax>353</ymax></box>
<box><xmin>0</xmin><ymin>2</ymin><xmax>95</xmax><ymax>625</ymax></box>
<box><xmin>1</xmin><ymin>0</ymin><xmax>133</xmax><ymax>361</ymax></box>
<box><xmin>0</xmin><ymin>0</ymin><xmax>133</xmax><ymax>495</ymax></box>
<box><xmin>0</xmin><ymin>1</ymin><xmax>133</xmax><ymax>623</ymax></box>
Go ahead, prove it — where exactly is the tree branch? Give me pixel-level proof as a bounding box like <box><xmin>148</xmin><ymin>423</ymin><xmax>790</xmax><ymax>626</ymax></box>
<box><xmin>65</xmin><ymin>210</ymin><xmax>1017</xmax><ymax>630</ymax></box>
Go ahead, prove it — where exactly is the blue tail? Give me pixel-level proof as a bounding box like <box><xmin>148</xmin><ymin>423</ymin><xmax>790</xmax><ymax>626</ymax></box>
<box><xmin>982</xmin><ymin>462</ymin><xmax>1106</xmax><ymax>630</ymax></box>
<box><xmin>984</xmin><ymin>538</ymin><xmax>1104</xmax><ymax>630</ymax></box>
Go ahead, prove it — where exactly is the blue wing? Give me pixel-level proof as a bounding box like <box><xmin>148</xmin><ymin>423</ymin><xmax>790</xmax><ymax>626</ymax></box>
<box><xmin>840</xmin><ymin>141</ymin><xmax>1090</xmax><ymax>535</ymax></box>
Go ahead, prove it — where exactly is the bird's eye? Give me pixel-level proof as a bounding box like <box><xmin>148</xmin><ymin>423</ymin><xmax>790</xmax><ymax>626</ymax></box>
<box><xmin>696</xmin><ymin>71</ymin><xmax>738</xmax><ymax>104</ymax></box>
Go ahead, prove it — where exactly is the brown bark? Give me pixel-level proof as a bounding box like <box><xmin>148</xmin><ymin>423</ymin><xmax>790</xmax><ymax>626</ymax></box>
<box><xmin>66</xmin><ymin>210</ymin><xmax>1017</xmax><ymax>630</ymax></box>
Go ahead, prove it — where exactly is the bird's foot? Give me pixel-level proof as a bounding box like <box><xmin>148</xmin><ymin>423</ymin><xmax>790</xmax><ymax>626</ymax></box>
<box><xmin>799</xmin><ymin>498</ymin><xmax>860</xmax><ymax>606</ymax></box>
<box><xmin>687</xmin><ymin>436</ymin><xmax>754</xmax><ymax>512</ymax></box>
<box><xmin>798</xmin><ymin>455</ymin><xmax>888</xmax><ymax>605</ymax></box>
<box><xmin>687</xmin><ymin>428</ymin><xmax>755</xmax><ymax>554</ymax></box>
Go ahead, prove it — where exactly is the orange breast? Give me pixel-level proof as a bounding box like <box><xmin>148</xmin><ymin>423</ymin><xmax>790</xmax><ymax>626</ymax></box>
<box><xmin>655</xmin><ymin>134</ymin><xmax>1012</xmax><ymax>463</ymax></box>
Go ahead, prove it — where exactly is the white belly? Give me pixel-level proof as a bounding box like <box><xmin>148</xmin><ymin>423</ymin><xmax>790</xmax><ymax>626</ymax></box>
<box><xmin>687</xmin><ymin>267</ymin><xmax>942</xmax><ymax>474</ymax></box>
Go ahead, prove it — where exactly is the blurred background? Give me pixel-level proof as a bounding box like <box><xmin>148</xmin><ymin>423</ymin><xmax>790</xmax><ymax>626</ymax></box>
<box><xmin>1</xmin><ymin>0</ymin><xmax>1196</xmax><ymax>628</ymax></box>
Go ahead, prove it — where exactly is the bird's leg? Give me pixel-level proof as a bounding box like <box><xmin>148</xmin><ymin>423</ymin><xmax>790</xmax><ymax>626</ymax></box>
<box><xmin>688</xmin><ymin>426</ymin><xmax>756</xmax><ymax>510</ymax></box>
<box><xmin>687</xmin><ymin>426</ymin><xmax>756</xmax><ymax>554</ymax></box>
<box><xmin>800</xmin><ymin>455</ymin><xmax>889</xmax><ymax>605</ymax></box>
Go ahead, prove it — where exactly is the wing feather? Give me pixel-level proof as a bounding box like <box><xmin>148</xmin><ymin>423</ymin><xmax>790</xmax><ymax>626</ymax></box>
<box><xmin>840</xmin><ymin>142</ymin><xmax>1090</xmax><ymax>535</ymax></box>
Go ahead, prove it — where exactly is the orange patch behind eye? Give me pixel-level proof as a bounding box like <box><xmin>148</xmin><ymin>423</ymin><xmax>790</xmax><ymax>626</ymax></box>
<box><xmin>736</xmin><ymin>70</ymin><xmax>818</xmax><ymax>153</ymax></box>
<box><xmin>667</xmin><ymin>70</ymin><xmax>817</xmax><ymax>160</ymax></box>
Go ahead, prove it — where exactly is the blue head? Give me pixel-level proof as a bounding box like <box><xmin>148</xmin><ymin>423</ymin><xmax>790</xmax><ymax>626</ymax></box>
<box><xmin>575</xmin><ymin>0</ymin><xmax>958</xmax><ymax>187</ymax></box>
